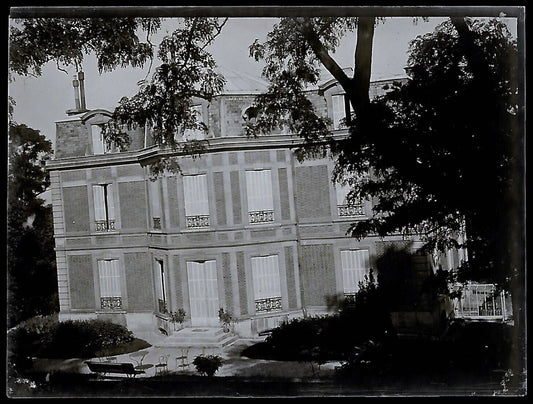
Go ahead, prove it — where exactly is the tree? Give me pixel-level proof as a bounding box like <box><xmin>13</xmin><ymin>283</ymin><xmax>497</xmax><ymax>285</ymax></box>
<box><xmin>9</xmin><ymin>16</ymin><xmax>228</xmax><ymax>176</ymax></box>
<box><xmin>327</xmin><ymin>18</ymin><xmax>524</xmax><ymax>380</ymax></box>
<box><xmin>7</xmin><ymin>123</ymin><xmax>58</xmax><ymax>328</ymax></box>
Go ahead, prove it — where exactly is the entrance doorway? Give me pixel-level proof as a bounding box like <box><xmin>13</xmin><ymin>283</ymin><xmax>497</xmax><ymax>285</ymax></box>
<box><xmin>186</xmin><ymin>260</ymin><xmax>219</xmax><ymax>326</ymax></box>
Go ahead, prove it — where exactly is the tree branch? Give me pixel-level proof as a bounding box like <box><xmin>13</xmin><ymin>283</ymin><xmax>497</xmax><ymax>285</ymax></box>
<box><xmin>297</xmin><ymin>18</ymin><xmax>352</xmax><ymax>90</ymax></box>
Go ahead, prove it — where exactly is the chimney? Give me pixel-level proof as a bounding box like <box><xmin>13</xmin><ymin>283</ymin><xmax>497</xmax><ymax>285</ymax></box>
<box><xmin>72</xmin><ymin>75</ymin><xmax>81</xmax><ymax>110</ymax></box>
<box><xmin>78</xmin><ymin>71</ymin><xmax>87</xmax><ymax>111</ymax></box>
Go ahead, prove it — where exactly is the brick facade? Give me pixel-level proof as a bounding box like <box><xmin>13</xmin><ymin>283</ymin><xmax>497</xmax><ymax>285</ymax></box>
<box><xmin>48</xmin><ymin>76</ymin><xmax>435</xmax><ymax>336</ymax></box>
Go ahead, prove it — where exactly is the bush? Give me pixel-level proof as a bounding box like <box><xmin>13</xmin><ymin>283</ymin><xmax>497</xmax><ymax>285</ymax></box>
<box><xmin>40</xmin><ymin>319</ymin><xmax>134</xmax><ymax>358</ymax></box>
<box><xmin>248</xmin><ymin>270</ymin><xmax>394</xmax><ymax>363</ymax></box>
<box><xmin>192</xmin><ymin>355</ymin><xmax>223</xmax><ymax>377</ymax></box>
<box><xmin>8</xmin><ymin>317</ymin><xmax>135</xmax><ymax>360</ymax></box>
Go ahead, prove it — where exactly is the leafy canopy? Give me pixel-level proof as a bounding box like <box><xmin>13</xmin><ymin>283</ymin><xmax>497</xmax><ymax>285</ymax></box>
<box><xmin>9</xmin><ymin>17</ymin><xmax>161</xmax><ymax>76</ymax></box>
<box><xmin>331</xmin><ymin>19</ymin><xmax>519</xmax><ymax>287</ymax></box>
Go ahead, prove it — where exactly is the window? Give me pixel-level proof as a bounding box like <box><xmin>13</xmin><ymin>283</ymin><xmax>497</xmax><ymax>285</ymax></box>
<box><xmin>341</xmin><ymin>250</ymin><xmax>370</xmax><ymax>300</ymax></box>
<box><xmin>183</xmin><ymin>174</ymin><xmax>210</xmax><ymax>229</ymax></box>
<box><xmin>331</xmin><ymin>94</ymin><xmax>353</xmax><ymax>130</ymax></box>
<box><xmin>98</xmin><ymin>259</ymin><xmax>122</xmax><ymax>309</ymax></box>
<box><xmin>246</xmin><ymin>169</ymin><xmax>274</xmax><ymax>224</ymax></box>
<box><xmin>183</xmin><ymin>104</ymin><xmax>206</xmax><ymax>141</ymax></box>
<box><xmin>335</xmin><ymin>183</ymin><xmax>365</xmax><ymax>217</ymax></box>
<box><xmin>93</xmin><ymin>184</ymin><xmax>115</xmax><ymax>231</ymax></box>
<box><xmin>149</xmin><ymin>179</ymin><xmax>162</xmax><ymax>229</ymax></box>
<box><xmin>91</xmin><ymin>124</ymin><xmax>111</xmax><ymax>154</ymax></box>
<box><xmin>156</xmin><ymin>260</ymin><xmax>167</xmax><ymax>313</ymax></box>
<box><xmin>251</xmin><ymin>255</ymin><xmax>282</xmax><ymax>313</ymax></box>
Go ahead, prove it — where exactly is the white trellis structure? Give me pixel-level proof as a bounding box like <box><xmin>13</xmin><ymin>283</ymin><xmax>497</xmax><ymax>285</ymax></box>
<box><xmin>452</xmin><ymin>282</ymin><xmax>512</xmax><ymax>321</ymax></box>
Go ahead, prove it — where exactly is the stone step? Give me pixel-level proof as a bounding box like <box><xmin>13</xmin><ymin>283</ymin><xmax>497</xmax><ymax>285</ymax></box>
<box><xmin>153</xmin><ymin>327</ymin><xmax>238</xmax><ymax>349</ymax></box>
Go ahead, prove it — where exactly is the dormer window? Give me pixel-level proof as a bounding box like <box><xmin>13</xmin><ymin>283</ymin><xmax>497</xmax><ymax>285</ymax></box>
<box><xmin>183</xmin><ymin>104</ymin><xmax>206</xmax><ymax>141</ymax></box>
<box><xmin>332</xmin><ymin>94</ymin><xmax>353</xmax><ymax>130</ymax></box>
<box><xmin>91</xmin><ymin>124</ymin><xmax>110</xmax><ymax>155</ymax></box>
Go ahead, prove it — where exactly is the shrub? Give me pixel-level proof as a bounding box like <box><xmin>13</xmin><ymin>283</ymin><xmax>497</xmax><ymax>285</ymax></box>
<box><xmin>192</xmin><ymin>355</ymin><xmax>223</xmax><ymax>377</ymax></box>
<box><xmin>169</xmin><ymin>308</ymin><xmax>186</xmax><ymax>324</ymax></box>
<box><xmin>218</xmin><ymin>308</ymin><xmax>233</xmax><ymax>332</ymax></box>
<box><xmin>39</xmin><ymin>319</ymin><xmax>134</xmax><ymax>358</ymax></box>
<box><xmin>252</xmin><ymin>270</ymin><xmax>394</xmax><ymax>363</ymax></box>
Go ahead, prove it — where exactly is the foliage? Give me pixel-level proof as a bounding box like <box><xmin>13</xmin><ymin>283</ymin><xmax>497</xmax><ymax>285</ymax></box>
<box><xmin>169</xmin><ymin>308</ymin><xmax>186</xmax><ymax>324</ymax></box>
<box><xmin>7</xmin><ymin>123</ymin><xmax>58</xmax><ymax>328</ymax></box>
<box><xmin>111</xmin><ymin>18</ymin><xmax>227</xmax><ymax>151</ymax></box>
<box><xmin>331</xmin><ymin>19</ymin><xmax>520</xmax><ymax>290</ymax></box>
<box><xmin>218</xmin><ymin>308</ymin><xmax>233</xmax><ymax>332</ymax></box>
<box><xmin>256</xmin><ymin>271</ymin><xmax>393</xmax><ymax>362</ymax></box>
<box><xmin>9</xmin><ymin>17</ymin><xmax>161</xmax><ymax>76</ymax></box>
<box><xmin>192</xmin><ymin>355</ymin><xmax>223</xmax><ymax>377</ymax></box>
<box><xmin>8</xmin><ymin>318</ymin><xmax>135</xmax><ymax>360</ymax></box>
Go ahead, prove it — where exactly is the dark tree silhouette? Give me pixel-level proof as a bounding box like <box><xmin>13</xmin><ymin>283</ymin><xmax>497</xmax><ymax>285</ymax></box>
<box><xmin>7</xmin><ymin>123</ymin><xmax>58</xmax><ymax>327</ymax></box>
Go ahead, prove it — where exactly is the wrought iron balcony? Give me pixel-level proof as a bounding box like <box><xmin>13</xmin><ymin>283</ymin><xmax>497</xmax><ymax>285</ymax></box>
<box><xmin>186</xmin><ymin>215</ymin><xmax>210</xmax><ymax>229</ymax></box>
<box><xmin>100</xmin><ymin>296</ymin><xmax>122</xmax><ymax>310</ymax></box>
<box><xmin>337</xmin><ymin>204</ymin><xmax>365</xmax><ymax>217</ymax></box>
<box><xmin>249</xmin><ymin>210</ymin><xmax>274</xmax><ymax>224</ymax></box>
<box><xmin>255</xmin><ymin>296</ymin><xmax>282</xmax><ymax>313</ymax></box>
<box><xmin>95</xmin><ymin>220</ymin><xmax>116</xmax><ymax>232</ymax></box>
<box><xmin>153</xmin><ymin>217</ymin><xmax>161</xmax><ymax>229</ymax></box>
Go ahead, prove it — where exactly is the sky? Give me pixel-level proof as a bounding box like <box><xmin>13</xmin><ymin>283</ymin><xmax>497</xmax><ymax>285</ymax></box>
<box><xmin>9</xmin><ymin>16</ymin><xmax>517</xmax><ymax>149</ymax></box>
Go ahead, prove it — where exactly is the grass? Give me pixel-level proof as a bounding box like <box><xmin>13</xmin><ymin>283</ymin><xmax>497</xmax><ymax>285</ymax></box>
<box><xmin>93</xmin><ymin>338</ymin><xmax>151</xmax><ymax>358</ymax></box>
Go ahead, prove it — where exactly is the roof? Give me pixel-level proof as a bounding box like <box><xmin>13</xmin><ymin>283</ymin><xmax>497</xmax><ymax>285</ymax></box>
<box><xmin>216</xmin><ymin>66</ymin><xmax>269</xmax><ymax>95</ymax></box>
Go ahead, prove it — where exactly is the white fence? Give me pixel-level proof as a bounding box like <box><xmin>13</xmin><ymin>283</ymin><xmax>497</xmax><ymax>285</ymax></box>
<box><xmin>452</xmin><ymin>282</ymin><xmax>512</xmax><ymax>321</ymax></box>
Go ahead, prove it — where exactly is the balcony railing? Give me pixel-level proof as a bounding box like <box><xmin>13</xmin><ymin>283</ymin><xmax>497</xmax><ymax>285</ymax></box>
<box><xmin>255</xmin><ymin>296</ymin><xmax>282</xmax><ymax>313</ymax></box>
<box><xmin>153</xmin><ymin>217</ymin><xmax>161</xmax><ymax>230</ymax></box>
<box><xmin>95</xmin><ymin>220</ymin><xmax>116</xmax><ymax>232</ymax></box>
<box><xmin>100</xmin><ymin>296</ymin><xmax>122</xmax><ymax>310</ymax></box>
<box><xmin>249</xmin><ymin>210</ymin><xmax>274</xmax><ymax>224</ymax></box>
<box><xmin>337</xmin><ymin>204</ymin><xmax>364</xmax><ymax>217</ymax></box>
<box><xmin>186</xmin><ymin>215</ymin><xmax>210</xmax><ymax>229</ymax></box>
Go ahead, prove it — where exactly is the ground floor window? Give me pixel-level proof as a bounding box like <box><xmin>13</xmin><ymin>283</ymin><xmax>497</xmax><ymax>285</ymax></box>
<box><xmin>251</xmin><ymin>255</ymin><xmax>282</xmax><ymax>313</ymax></box>
<box><xmin>98</xmin><ymin>259</ymin><xmax>122</xmax><ymax>309</ymax></box>
<box><xmin>341</xmin><ymin>249</ymin><xmax>370</xmax><ymax>300</ymax></box>
<box><xmin>156</xmin><ymin>260</ymin><xmax>168</xmax><ymax>313</ymax></box>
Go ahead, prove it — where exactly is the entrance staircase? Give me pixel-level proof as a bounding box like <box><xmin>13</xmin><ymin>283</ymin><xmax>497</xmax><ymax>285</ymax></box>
<box><xmin>153</xmin><ymin>327</ymin><xmax>238</xmax><ymax>350</ymax></box>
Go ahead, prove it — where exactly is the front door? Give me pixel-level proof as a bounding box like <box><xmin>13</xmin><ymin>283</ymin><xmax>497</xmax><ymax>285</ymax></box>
<box><xmin>187</xmin><ymin>260</ymin><xmax>219</xmax><ymax>326</ymax></box>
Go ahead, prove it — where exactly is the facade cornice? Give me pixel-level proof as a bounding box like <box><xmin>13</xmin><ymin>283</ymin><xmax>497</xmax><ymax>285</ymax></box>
<box><xmin>46</xmin><ymin>131</ymin><xmax>349</xmax><ymax>171</ymax></box>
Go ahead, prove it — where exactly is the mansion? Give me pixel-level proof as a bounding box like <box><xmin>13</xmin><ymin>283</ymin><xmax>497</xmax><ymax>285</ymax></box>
<box><xmin>47</xmin><ymin>69</ymin><xmax>455</xmax><ymax>337</ymax></box>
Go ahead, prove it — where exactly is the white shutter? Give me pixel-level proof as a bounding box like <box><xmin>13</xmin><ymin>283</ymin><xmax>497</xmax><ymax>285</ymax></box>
<box><xmin>98</xmin><ymin>259</ymin><xmax>121</xmax><ymax>297</ymax></box>
<box><xmin>91</xmin><ymin>125</ymin><xmax>105</xmax><ymax>155</ymax></box>
<box><xmin>251</xmin><ymin>255</ymin><xmax>281</xmax><ymax>300</ymax></box>
<box><xmin>93</xmin><ymin>185</ymin><xmax>106</xmax><ymax>221</ymax></box>
<box><xmin>336</xmin><ymin>183</ymin><xmax>350</xmax><ymax>206</ymax></box>
<box><xmin>246</xmin><ymin>170</ymin><xmax>274</xmax><ymax>212</ymax></box>
<box><xmin>183</xmin><ymin>174</ymin><xmax>209</xmax><ymax>216</ymax></box>
<box><xmin>187</xmin><ymin>260</ymin><xmax>219</xmax><ymax>326</ymax></box>
<box><xmin>150</xmin><ymin>180</ymin><xmax>161</xmax><ymax>218</ymax></box>
<box><xmin>106</xmin><ymin>185</ymin><xmax>115</xmax><ymax>220</ymax></box>
<box><xmin>341</xmin><ymin>250</ymin><xmax>370</xmax><ymax>294</ymax></box>
<box><xmin>332</xmin><ymin>94</ymin><xmax>346</xmax><ymax>130</ymax></box>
